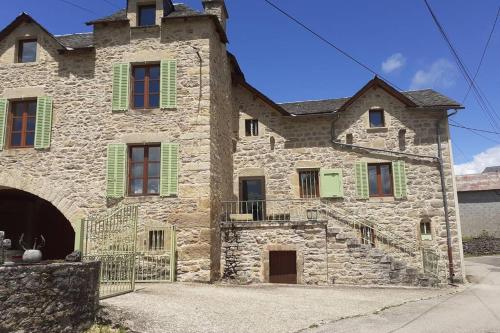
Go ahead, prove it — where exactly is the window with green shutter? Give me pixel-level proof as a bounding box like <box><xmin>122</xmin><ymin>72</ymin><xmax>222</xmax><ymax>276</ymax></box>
<box><xmin>355</xmin><ymin>162</ymin><xmax>369</xmax><ymax>199</ymax></box>
<box><xmin>106</xmin><ymin>143</ymin><xmax>127</xmax><ymax>198</ymax></box>
<box><xmin>34</xmin><ymin>96</ymin><xmax>53</xmax><ymax>149</ymax></box>
<box><xmin>160</xmin><ymin>60</ymin><xmax>177</xmax><ymax>109</ymax></box>
<box><xmin>320</xmin><ymin>169</ymin><xmax>344</xmax><ymax>198</ymax></box>
<box><xmin>0</xmin><ymin>99</ymin><xmax>7</xmax><ymax>151</ymax></box>
<box><xmin>392</xmin><ymin>160</ymin><xmax>407</xmax><ymax>199</ymax></box>
<box><xmin>160</xmin><ymin>142</ymin><xmax>179</xmax><ymax>197</ymax></box>
<box><xmin>112</xmin><ymin>63</ymin><xmax>130</xmax><ymax>112</ymax></box>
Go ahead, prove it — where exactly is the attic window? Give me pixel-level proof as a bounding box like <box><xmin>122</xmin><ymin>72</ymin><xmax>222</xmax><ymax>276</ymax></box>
<box><xmin>138</xmin><ymin>4</ymin><xmax>156</xmax><ymax>26</ymax></box>
<box><xmin>17</xmin><ymin>39</ymin><xmax>37</xmax><ymax>63</ymax></box>
<box><xmin>369</xmin><ymin>108</ymin><xmax>385</xmax><ymax>128</ymax></box>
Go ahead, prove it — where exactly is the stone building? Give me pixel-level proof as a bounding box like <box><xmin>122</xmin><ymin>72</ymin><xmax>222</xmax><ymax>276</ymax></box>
<box><xmin>456</xmin><ymin>168</ymin><xmax>500</xmax><ymax>238</ymax></box>
<box><xmin>0</xmin><ymin>0</ymin><xmax>464</xmax><ymax>286</ymax></box>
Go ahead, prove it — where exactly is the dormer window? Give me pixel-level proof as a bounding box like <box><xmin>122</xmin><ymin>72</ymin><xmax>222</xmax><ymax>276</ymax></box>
<box><xmin>138</xmin><ymin>4</ymin><xmax>156</xmax><ymax>26</ymax></box>
<box><xmin>18</xmin><ymin>39</ymin><xmax>37</xmax><ymax>63</ymax></box>
<box><xmin>369</xmin><ymin>108</ymin><xmax>385</xmax><ymax>128</ymax></box>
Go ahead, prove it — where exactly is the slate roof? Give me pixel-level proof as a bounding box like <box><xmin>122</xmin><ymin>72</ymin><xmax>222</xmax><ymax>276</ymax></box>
<box><xmin>483</xmin><ymin>166</ymin><xmax>500</xmax><ymax>174</ymax></box>
<box><xmin>280</xmin><ymin>89</ymin><xmax>463</xmax><ymax>115</ymax></box>
<box><xmin>86</xmin><ymin>4</ymin><xmax>203</xmax><ymax>25</ymax></box>
<box><xmin>456</xmin><ymin>172</ymin><xmax>500</xmax><ymax>192</ymax></box>
<box><xmin>55</xmin><ymin>32</ymin><xmax>94</xmax><ymax>49</ymax></box>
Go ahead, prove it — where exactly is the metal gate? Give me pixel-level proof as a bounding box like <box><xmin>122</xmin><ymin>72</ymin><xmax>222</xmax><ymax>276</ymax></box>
<box><xmin>82</xmin><ymin>205</ymin><xmax>138</xmax><ymax>299</ymax></box>
<box><xmin>135</xmin><ymin>224</ymin><xmax>177</xmax><ymax>283</ymax></box>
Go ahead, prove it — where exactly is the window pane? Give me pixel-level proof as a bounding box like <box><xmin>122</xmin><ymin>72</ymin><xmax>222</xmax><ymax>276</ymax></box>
<box><xmin>134</xmin><ymin>81</ymin><xmax>144</xmax><ymax>94</ymax></box>
<box><xmin>13</xmin><ymin>118</ymin><xmax>23</xmax><ymax>131</ymax></box>
<box><xmin>380</xmin><ymin>165</ymin><xmax>392</xmax><ymax>195</ymax></box>
<box><xmin>150</xmin><ymin>66</ymin><xmax>160</xmax><ymax>79</ymax></box>
<box><xmin>134</xmin><ymin>67</ymin><xmax>146</xmax><ymax>80</ymax></box>
<box><xmin>13</xmin><ymin>103</ymin><xmax>23</xmax><ymax>116</ymax></box>
<box><xmin>131</xmin><ymin>147</ymin><xmax>145</xmax><ymax>162</ymax></box>
<box><xmin>148</xmin><ymin>163</ymin><xmax>160</xmax><ymax>178</ymax></box>
<box><xmin>149</xmin><ymin>147</ymin><xmax>160</xmax><ymax>161</ymax></box>
<box><xmin>368</xmin><ymin>166</ymin><xmax>378</xmax><ymax>195</ymax></box>
<box><xmin>10</xmin><ymin>133</ymin><xmax>21</xmax><ymax>146</ymax></box>
<box><xmin>28</xmin><ymin>102</ymin><xmax>37</xmax><ymax>115</ymax></box>
<box><xmin>130</xmin><ymin>179</ymin><xmax>144</xmax><ymax>194</ymax></box>
<box><xmin>370</xmin><ymin>111</ymin><xmax>384</xmax><ymax>127</ymax></box>
<box><xmin>149</xmin><ymin>94</ymin><xmax>159</xmax><ymax>108</ymax></box>
<box><xmin>132</xmin><ymin>163</ymin><xmax>144</xmax><ymax>178</ymax></box>
<box><xmin>134</xmin><ymin>95</ymin><xmax>145</xmax><ymax>108</ymax></box>
<box><xmin>27</xmin><ymin>117</ymin><xmax>36</xmax><ymax>131</ymax></box>
<box><xmin>149</xmin><ymin>80</ymin><xmax>159</xmax><ymax>93</ymax></box>
<box><xmin>139</xmin><ymin>6</ymin><xmax>156</xmax><ymax>26</ymax></box>
<box><xmin>148</xmin><ymin>179</ymin><xmax>160</xmax><ymax>194</ymax></box>
<box><xmin>20</xmin><ymin>41</ymin><xmax>37</xmax><ymax>63</ymax></box>
<box><xmin>26</xmin><ymin>132</ymin><xmax>34</xmax><ymax>146</ymax></box>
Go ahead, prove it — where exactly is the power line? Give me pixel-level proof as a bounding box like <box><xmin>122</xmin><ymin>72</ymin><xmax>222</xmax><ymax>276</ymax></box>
<box><xmin>102</xmin><ymin>0</ymin><xmax>122</xmax><ymax>10</ymax></box>
<box><xmin>450</xmin><ymin>123</ymin><xmax>500</xmax><ymax>144</ymax></box>
<box><xmin>56</xmin><ymin>0</ymin><xmax>98</xmax><ymax>15</ymax></box>
<box><xmin>423</xmin><ymin>0</ymin><xmax>500</xmax><ymax>133</ymax></box>
<box><xmin>450</xmin><ymin>122</ymin><xmax>500</xmax><ymax>135</ymax></box>
<box><xmin>463</xmin><ymin>7</ymin><xmax>500</xmax><ymax>103</ymax></box>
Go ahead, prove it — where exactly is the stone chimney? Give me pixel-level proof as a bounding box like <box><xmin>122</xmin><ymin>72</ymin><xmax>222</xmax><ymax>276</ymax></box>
<box><xmin>202</xmin><ymin>0</ymin><xmax>228</xmax><ymax>31</ymax></box>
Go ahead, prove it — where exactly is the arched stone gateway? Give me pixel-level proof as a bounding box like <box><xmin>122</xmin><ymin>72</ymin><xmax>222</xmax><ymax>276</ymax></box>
<box><xmin>0</xmin><ymin>186</ymin><xmax>79</xmax><ymax>260</ymax></box>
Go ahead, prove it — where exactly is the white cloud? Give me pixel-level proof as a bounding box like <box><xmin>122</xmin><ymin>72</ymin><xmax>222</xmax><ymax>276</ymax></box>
<box><xmin>454</xmin><ymin>145</ymin><xmax>500</xmax><ymax>175</ymax></box>
<box><xmin>410</xmin><ymin>58</ymin><xmax>458</xmax><ymax>90</ymax></box>
<box><xmin>381</xmin><ymin>53</ymin><xmax>406</xmax><ymax>74</ymax></box>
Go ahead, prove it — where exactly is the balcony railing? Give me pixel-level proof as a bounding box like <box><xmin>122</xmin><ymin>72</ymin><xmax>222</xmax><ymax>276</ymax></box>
<box><xmin>221</xmin><ymin>199</ymin><xmax>326</xmax><ymax>223</ymax></box>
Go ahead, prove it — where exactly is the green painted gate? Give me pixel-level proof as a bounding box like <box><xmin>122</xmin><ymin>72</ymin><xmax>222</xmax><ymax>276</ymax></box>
<box><xmin>79</xmin><ymin>205</ymin><xmax>177</xmax><ymax>299</ymax></box>
<box><xmin>81</xmin><ymin>205</ymin><xmax>138</xmax><ymax>299</ymax></box>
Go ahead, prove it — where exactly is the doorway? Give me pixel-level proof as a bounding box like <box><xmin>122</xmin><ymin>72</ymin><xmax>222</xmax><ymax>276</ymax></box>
<box><xmin>269</xmin><ymin>251</ymin><xmax>297</xmax><ymax>284</ymax></box>
<box><xmin>239</xmin><ymin>177</ymin><xmax>265</xmax><ymax>221</ymax></box>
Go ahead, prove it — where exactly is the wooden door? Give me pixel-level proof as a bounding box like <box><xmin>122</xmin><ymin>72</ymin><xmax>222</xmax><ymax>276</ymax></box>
<box><xmin>269</xmin><ymin>251</ymin><xmax>297</xmax><ymax>284</ymax></box>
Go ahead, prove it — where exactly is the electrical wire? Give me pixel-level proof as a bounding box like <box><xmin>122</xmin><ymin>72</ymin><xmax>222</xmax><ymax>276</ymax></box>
<box><xmin>450</xmin><ymin>121</ymin><xmax>500</xmax><ymax>135</ymax></box>
<box><xmin>56</xmin><ymin>0</ymin><xmax>98</xmax><ymax>15</ymax></box>
<box><xmin>102</xmin><ymin>0</ymin><xmax>122</xmax><ymax>10</ymax></box>
<box><xmin>463</xmin><ymin>7</ymin><xmax>500</xmax><ymax>103</ymax></box>
<box><xmin>450</xmin><ymin>123</ymin><xmax>500</xmax><ymax>144</ymax></box>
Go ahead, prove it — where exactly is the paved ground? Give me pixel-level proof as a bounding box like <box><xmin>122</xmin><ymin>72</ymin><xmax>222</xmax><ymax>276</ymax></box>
<box><xmin>102</xmin><ymin>282</ymin><xmax>453</xmax><ymax>333</ymax></box>
<box><xmin>309</xmin><ymin>256</ymin><xmax>500</xmax><ymax>333</ymax></box>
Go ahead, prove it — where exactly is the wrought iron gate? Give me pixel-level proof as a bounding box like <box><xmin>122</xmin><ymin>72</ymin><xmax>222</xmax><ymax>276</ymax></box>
<box><xmin>82</xmin><ymin>205</ymin><xmax>138</xmax><ymax>299</ymax></box>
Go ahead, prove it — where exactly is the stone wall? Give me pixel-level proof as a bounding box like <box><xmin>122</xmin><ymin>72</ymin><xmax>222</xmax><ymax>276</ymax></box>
<box><xmin>230</xmin><ymin>82</ymin><xmax>465</xmax><ymax>284</ymax></box>
<box><xmin>0</xmin><ymin>15</ymin><xmax>226</xmax><ymax>282</ymax></box>
<box><xmin>463</xmin><ymin>235</ymin><xmax>500</xmax><ymax>256</ymax></box>
<box><xmin>0</xmin><ymin>261</ymin><xmax>100</xmax><ymax>333</ymax></box>
<box><xmin>458</xmin><ymin>190</ymin><xmax>500</xmax><ymax>238</ymax></box>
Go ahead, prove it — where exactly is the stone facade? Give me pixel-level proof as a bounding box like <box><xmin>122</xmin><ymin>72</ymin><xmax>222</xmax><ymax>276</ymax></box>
<box><xmin>0</xmin><ymin>261</ymin><xmax>100</xmax><ymax>333</ymax></box>
<box><xmin>0</xmin><ymin>0</ymin><xmax>465</xmax><ymax>286</ymax></box>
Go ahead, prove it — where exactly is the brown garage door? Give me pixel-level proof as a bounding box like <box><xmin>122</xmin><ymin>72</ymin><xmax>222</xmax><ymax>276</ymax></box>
<box><xmin>269</xmin><ymin>251</ymin><xmax>297</xmax><ymax>284</ymax></box>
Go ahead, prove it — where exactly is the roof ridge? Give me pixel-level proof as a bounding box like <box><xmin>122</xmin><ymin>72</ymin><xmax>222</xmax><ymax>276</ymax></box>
<box><xmin>55</xmin><ymin>32</ymin><xmax>93</xmax><ymax>37</ymax></box>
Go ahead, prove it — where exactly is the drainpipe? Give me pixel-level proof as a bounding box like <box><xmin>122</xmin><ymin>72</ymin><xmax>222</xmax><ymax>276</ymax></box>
<box><xmin>437</xmin><ymin>109</ymin><xmax>458</xmax><ymax>284</ymax></box>
<box><xmin>330</xmin><ymin>108</ymin><xmax>460</xmax><ymax>284</ymax></box>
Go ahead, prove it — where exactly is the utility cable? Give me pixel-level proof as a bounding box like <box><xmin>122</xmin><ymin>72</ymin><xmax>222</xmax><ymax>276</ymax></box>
<box><xmin>56</xmin><ymin>0</ymin><xmax>98</xmax><ymax>15</ymax></box>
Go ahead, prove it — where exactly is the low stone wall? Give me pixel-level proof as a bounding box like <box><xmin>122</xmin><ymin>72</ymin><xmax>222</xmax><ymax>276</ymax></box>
<box><xmin>0</xmin><ymin>261</ymin><xmax>100</xmax><ymax>333</ymax></box>
<box><xmin>463</xmin><ymin>236</ymin><xmax>500</xmax><ymax>256</ymax></box>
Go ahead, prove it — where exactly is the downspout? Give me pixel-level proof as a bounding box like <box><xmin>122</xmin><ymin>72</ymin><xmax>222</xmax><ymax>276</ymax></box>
<box><xmin>437</xmin><ymin>109</ymin><xmax>458</xmax><ymax>284</ymax></box>
<box><xmin>331</xmin><ymin>108</ymin><xmax>459</xmax><ymax>284</ymax></box>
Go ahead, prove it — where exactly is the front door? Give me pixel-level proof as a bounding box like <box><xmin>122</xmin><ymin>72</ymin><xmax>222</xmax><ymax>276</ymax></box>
<box><xmin>269</xmin><ymin>251</ymin><xmax>297</xmax><ymax>284</ymax></box>
<box><xmin>240</xmin><ymin>177</ymin><xmax>265</xmax><ymax>221</ymax></box>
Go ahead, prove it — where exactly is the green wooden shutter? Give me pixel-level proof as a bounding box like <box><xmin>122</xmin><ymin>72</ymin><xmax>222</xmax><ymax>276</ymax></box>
<box><xmin>355</xmin><ymin>162</ymin><xmax>369</xmax><ymax>199</ymax></box>
<box><xmin>320</xmin><ymin>169</ymin><xmax>344</xmax><ymax>198</ymax></box>
<box><xmin>34</xmin><ymin>96</ymin><xmax>53</xmax><ymax>149</ymax></box>
<box><xmin>0</xmin><ymin>99</ymin><xmax>7</xmax><ymax>151</ymax></box>
<box><xmin>392</xmin><ymin>160</ymin><xmax>407</xmax><ymax>199</ymax></box>
<box><xmin>160</xmin><ymin>143</ymin><xmax>179</xmax><ymax>197</ymax></box>
<box><xmin>112</xmin><ymin>63</ymin><xmax>130</xmax><ymax>112</ymax></box>
<box><xmin>160</xmin><ymin>60</ymin><xmax>177</xmax><ymax>109</ymax></box>
<box><xmin>106</xmin><ymin>143</ymin><xmax>127</xmax><ymax>198</ymax></box>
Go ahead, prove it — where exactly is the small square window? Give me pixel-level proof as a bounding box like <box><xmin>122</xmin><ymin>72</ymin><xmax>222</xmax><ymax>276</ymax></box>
<box><xmin>245</xmin><ymin>119</ymin><xmax>259</xmax><ymax>136</ymax></box>
<box><xmin>299</xmin><ymin>170</ymin><xmax>320</xmax><ymax>198</ymax></box>
<box><xmin>138</xmin><ymin>4</ymin><xmax>156</xmax><ymax>26</ymax></box>
<box><xmin>18</xmin><ymin>39</ymin><xmax>37</xmax><ymax>63</ymax></box>
<box><xmin>420</xmin><ymin>221</ymin><xmax>432</xmax><ymax>241</ymax></box>
<box><xmin>369</xmin><ymin>109</ymin><xmax>385</xmax><ymax>128</ymax></box>
<box><xmin>148</xmin><ymin>230</ymin><xmax>165</xmax><ymax>251</ymax></box>
<box><xmin>360</xmin><ymin>226</ymin><xmax>375</xmax><ymax>247</ymax></box>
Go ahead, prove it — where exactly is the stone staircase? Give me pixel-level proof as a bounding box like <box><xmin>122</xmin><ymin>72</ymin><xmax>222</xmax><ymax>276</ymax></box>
<box><xmin>327</xmin><ymin>226</ymin><xmax>441</xmax><ymax>287</ymax></box>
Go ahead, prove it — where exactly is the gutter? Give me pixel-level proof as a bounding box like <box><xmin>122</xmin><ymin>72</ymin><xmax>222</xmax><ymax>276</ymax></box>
<box><xmin>330</xmin><ymin>109</ymin><xmax>460</xmax><ymax>284</ymax></box>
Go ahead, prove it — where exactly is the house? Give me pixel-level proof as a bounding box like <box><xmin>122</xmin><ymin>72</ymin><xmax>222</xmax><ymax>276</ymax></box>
<box><xmin>456</xmin><ymin>168</ymin><xmax>500</xmax><ymax>239</ymax></box>
<box><xmin>0</xmin><ymin>0</ymin><xmax>465</xmax><ymax>286</ymax></box>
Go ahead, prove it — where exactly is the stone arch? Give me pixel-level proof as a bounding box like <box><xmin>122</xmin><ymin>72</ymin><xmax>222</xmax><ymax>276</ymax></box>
<box><xmin>0</xmin><ymin>169</ymin><xmax>86</xmax><ymax>229</ymax></box>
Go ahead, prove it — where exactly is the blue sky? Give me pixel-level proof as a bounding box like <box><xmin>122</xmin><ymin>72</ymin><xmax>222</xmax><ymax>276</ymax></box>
<box><xmin>1</xmin><ymin>0</ymin><xmax>500</xmax><ymax>173</ymax></box>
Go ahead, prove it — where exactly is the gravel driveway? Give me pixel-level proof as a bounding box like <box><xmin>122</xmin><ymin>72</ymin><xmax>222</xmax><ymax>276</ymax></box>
<box><xmin>101</xmin><ymin>283</ymin><xmax>457</xmax><ymax>333</ymax></box>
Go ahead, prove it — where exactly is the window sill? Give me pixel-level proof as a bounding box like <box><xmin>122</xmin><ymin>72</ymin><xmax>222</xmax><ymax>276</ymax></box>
<box><xmin>368</xmin><ymin>196</ymin><xmax>395</xmax><ymax>203</ymax></box>
<box><xmin>366</xmin><ymin>127</ymin><xmax>388</xmax><ymax>133</ymax></box>
<box><xmin>131</xmin><ymin>25</ymin><xmax>160</xmax><ymax>30</ymax></box>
